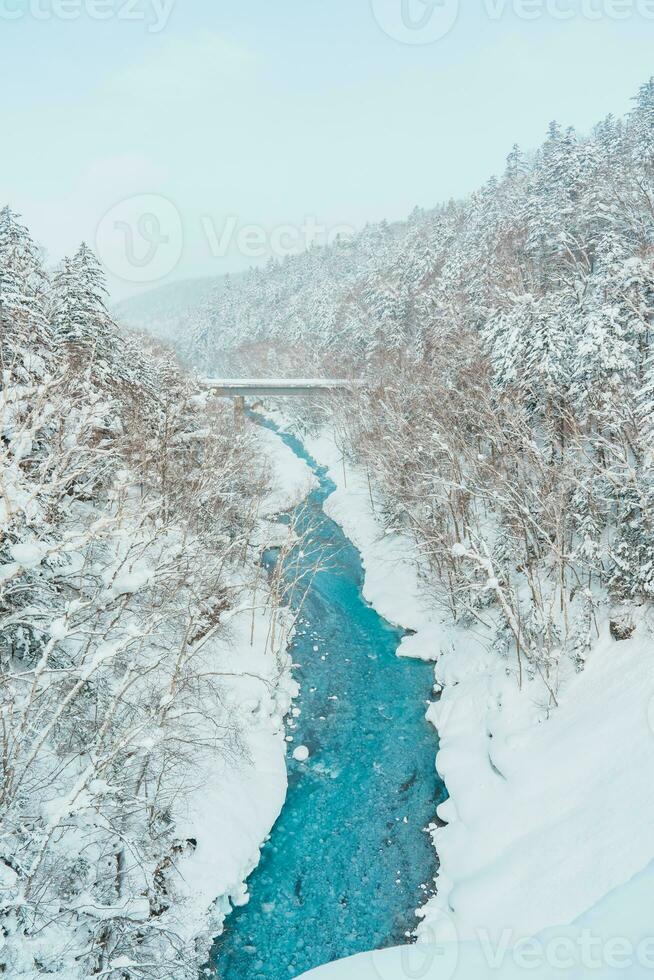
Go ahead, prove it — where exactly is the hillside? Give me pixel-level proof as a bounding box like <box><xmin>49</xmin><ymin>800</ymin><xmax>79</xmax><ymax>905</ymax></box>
<box><xmin>158</xmin><ymin>80</ymin><xmax>654</xmax><ymax>394</ymax></box>
<box><xmin>113</xmin><ymin>275</ymin><xmax>229</xmax><ymax>346</ymax></box>
<box><xmin>0</xmin><ymin>208</ymin><xmax>308</xmax><ymax>978</ymax></box>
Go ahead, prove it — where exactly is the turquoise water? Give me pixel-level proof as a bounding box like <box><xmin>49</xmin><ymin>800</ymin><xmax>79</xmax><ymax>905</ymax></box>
<box><xmin>210</xmin><ymin>421</ymin><xmax>446</xmax><ymax>979</ymax></box>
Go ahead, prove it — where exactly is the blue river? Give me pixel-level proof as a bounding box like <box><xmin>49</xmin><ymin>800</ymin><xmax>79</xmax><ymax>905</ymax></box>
<box><xmin>210</xmin><ymin>420</ymin><xmax>447</xmax><ymax>979</ymax></box>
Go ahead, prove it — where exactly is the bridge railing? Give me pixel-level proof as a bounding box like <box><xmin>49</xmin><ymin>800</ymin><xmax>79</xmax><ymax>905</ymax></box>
<box><xmin>201</xmin><ymin>379</ymin><xmax>365</xmax><ymax>397</ymax></box>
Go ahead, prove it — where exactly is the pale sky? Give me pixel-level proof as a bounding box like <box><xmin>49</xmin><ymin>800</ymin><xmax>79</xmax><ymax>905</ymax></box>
<box><xmin>2</xmin><ymin>0</ymin><xmax>654</xmax><ymax>299</ymax></box>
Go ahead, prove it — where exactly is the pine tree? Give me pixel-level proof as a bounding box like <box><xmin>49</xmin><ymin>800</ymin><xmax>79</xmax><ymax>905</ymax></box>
<box><xmin>631</xmin><ymin>77</ymin><xmax>654</xmax><ymax>176</ymax></box>
<box><xmin>51</xmin><ymin>242</ymin><xmax>110</xmax><ymax>350</ymax></box>
<box><xmin>50</xmin><ymin>242</ymin><xmax>147</xmax><ymax>386</ymax></box>
<box><xmin>0</xmin><ymin>206</ymin><xmax>51</xmax><ymax>372</ymax></box>
<box><xmin>505</xmin><ymin>143</ymin><xmax>526</xmax><ymax>181</ymax></box>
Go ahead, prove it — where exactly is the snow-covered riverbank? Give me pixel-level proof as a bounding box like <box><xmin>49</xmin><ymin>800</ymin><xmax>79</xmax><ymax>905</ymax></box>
<box><xmin>170</xmin><ymin>425</ymin><xmax>317</xmax><ymax>955</ymax></box>
<box><xmin>301</xmin><ymin>426</ymin><xmax>654</xmax><ymax>967</ymax></box>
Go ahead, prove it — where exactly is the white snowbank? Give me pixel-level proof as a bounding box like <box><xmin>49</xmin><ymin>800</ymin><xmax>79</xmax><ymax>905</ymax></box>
<box><xmin>257</xmin><ymin>425</ymin><xmax>318</xmax><ymax>516</ymax></box>
<box><xmin>304</xmin><ymin>432</ymin><xmax>444</xmax><ymax>661</ymax></box>
<box><xmin>167</xmin><ymin>593</ymin><xmax>297</xmax><ymax>946</ymax></box>
<box><xmin>165</xmin><ymin>420</ymin><xmax>315</xmax><ymax>949</ymax></box>
<box><xmin>303</xmin><ymin>427</ymin><xmax>654</xmax><ymax>964</ymax></box>
<box><xmin>427</xmin><ymin>617</ymin><xmax>654</xmax><ymax>945</ymax></box>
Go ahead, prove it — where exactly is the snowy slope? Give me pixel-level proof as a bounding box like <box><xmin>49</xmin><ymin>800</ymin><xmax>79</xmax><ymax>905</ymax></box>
<box><xmin>113</xmin><ymin>276</ymin><xmax>223</xmax><ymax>343</ymax></box>
<box><xmin>428</xmin><ymin>618</ymin><xmax>654</xmax><ymax>944</ymax></box>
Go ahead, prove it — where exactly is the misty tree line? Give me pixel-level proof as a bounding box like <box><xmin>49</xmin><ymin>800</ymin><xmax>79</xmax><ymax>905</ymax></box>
<box><xmin>187</xmin><ymin>79</ymin><xmax>654</xmax><ymax>696</ymax></box>
<box><xmin>0</xmin><ymin>207</ymin><xmax>277</xmax><ymax>978</ymax></box>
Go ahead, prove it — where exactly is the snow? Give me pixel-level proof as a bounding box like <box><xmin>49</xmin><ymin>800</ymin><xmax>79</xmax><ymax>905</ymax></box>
<box><xmin>426</xmin><ymin>618</ymin><xmax>654</xmax><ymax>944</ymax></box>
<box><xmin>256</xmin><ymin>425</ymin><xmax>318</xmax><ymax>516</ymax></box>
<box><xmin>304</xmin><ymin>430</ymin><xmax>444</xmax><ymax>662</ymax></box>
<box><xmin>47</xmin><ymin>618</ymin><xmax>68</xmax><ymax>640</ymax></box>
<box><xmin>302</xmin><ymin>426</ymin><xmax>654</xmax><ymax>972</ymax></box>
<box><xmin>107</xmin><ymin>560</ymin><xmax>155</xmax><ymax>597</ymax></box>
<box><xmin>10</xmin><ymin>541</ymin><xmax>49</xmax><ymax>568</ymax></box>
<box><xmin>167</xmin><ymin>594</ymin><xmax>295</xmax><ymax>948</ymax></box>
<box><xmin>157</xmin><ymin>418</ymin><xmax>316</xmax><ymax>951</ymax></box>
<box><xmin>0</xmin><ymin>376</ymin><xmax>316</xmax><ymax>975</ymax></box>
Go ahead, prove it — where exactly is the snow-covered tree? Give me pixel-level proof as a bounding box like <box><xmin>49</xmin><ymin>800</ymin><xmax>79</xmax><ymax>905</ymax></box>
<box><xmin>0</xmin><ymin>206</ymin><xmax>51</xmax><ymax>372</ymax></box>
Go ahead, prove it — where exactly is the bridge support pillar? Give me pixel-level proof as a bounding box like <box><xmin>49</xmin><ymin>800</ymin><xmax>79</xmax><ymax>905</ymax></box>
<box><xmin>234</xmin><ymin>395</ymin><xmax>245</xmax><ymax>425</ymax></box>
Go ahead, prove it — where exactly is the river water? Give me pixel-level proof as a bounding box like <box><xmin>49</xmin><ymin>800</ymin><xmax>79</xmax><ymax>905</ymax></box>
<box><xmin>210</xmin><ymin>421</ymin><xmax>446</xmax><ymax>979</ymax></box>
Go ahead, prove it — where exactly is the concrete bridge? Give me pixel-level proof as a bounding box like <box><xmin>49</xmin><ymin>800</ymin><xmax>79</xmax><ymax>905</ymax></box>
<box><xmin>202</xmin><ymin>378</ymin><xmax>363</xmax><ymax>398</ymax></box>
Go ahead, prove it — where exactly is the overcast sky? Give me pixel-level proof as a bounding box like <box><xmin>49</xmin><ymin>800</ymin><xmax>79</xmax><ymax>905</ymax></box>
<box><xmin>2</xmin><ymin>0</ymin><xmax>654</xmax><ymax>300</ymax></box>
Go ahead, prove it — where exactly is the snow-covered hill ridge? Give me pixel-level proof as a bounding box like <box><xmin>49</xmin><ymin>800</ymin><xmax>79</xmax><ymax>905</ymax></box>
<box><xmin>127</xmin><ymin>78</ymin><xmax>654</xmax><ymax>397</ymax></box>
<box><xmin>301</xmin><ymin>425</ymin><xmax>654</xmax><ymax>964</ymax></box>
<box><xmin>134</xmin><ymin>78</ymin><xmax>654</xmax><ymax>735</ymax></box>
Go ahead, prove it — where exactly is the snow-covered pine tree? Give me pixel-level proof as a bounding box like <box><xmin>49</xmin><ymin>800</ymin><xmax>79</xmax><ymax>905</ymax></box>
<box><xmin>0</xmin><ymin>206</ymin><xmax>51</xmax><ymax>374</ymax></box>
<box><xmin>52</xmin><ymin>242</ymin><xmax>150</xmax><ymax>387</ymax></box>
<box><xmin>51</xmin><ymin>242</ymin><xmax>110</xmax><ymax>348</ymax></box>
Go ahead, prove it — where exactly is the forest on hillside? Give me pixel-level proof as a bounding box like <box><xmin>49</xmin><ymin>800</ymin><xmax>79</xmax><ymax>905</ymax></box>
<box><xmin>174</xmin><ymin>79</ymin><xmax>654</xmax><ymax>700</ymax></box>
<box><xmin>0</xmin><ymin>207</ymin><xmax>292</xmax><ymax>978</ymax></box>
